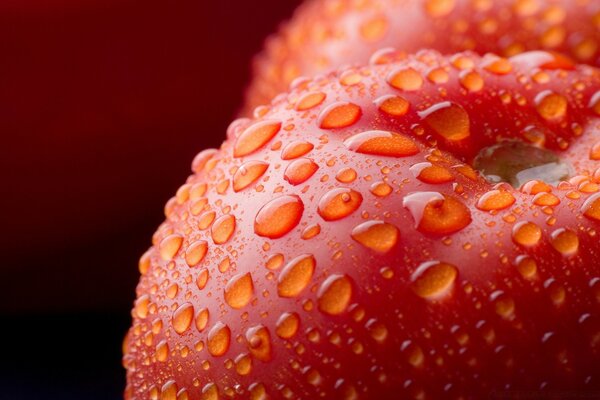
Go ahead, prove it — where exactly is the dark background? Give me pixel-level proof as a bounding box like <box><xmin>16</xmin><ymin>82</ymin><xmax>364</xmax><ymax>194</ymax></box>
<box><xmin>0</xmin><ymin>1</ymin><xmax>300</xmax><ymax>398</ymax></box>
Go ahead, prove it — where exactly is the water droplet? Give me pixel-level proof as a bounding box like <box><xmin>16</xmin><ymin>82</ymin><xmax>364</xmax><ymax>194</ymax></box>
<box><xmin>318</xmin><ymin>102</ymin><xmax>362</xmax><ymax>129</ymax></box>
<box><xmin>276</xmin><ymin>312</ymin><xmax>300</xmax><ymax>339</ymax></box>
<box><xmin>224</xmin><ymin>272</ymin><xmax>254</xmax><ymax>309</ymax></box>
<box><xmin>207</xmin><ymin>322</ymin><xmax>231</xmax><ymax>357</ymax></box>
<box><xmin>490</xmin><ymin>290</ymin><xmax>515</xmax><ymax>319</ymax></box>
<box><xmin>246</xmin><ymin>325</ymin><xmax>272</xmax><ymax>362</ymax></box>
<box><xmin>155</xmin><ymin>340</ymin><xmax>169</xmax><ymax>362</ymax></box>
<box><xmin>512</xmin><ymin>221</ymin><xmax>542</xmax><ymax>247</ymax></box>
<box><xmin>301</xmin><ymin>223</ymin><xmax>321</xmax><ymax>240</ymax></box>
<box><xmin>366</xmin><ymin>318</ymin><xmax>388</xmax><ymax>343</ymax></box>
<box><xmin>459</xmin><ymin>70</ymin><xmax>484</xmax><ymax>92</ymax></box>
<box><xmin>277</xmin><ymin>254</ymin><xmax>315</xmax><ymax>298</ymax></box>
<box><xmin>336</xmin><ymin>167</ymin><xmax>357</xmax><ymax>183</ymax></box>
<box><xmin>370</xmin><ymin>181</ymin><xmax>393</xmax><ymax>197</ymax></box>
<box><xmin>233</xmin><ymin>161</ymin><xmax>269</xmax><ymax>192</ymax></box>
<box><xmin>318</xmin><ymin>188</ymin><xmax>363</xmax><ymax>221</ymax></box>
<box><xmin>196</xmin><ymin>268</ymin><xmax>209</xmax><ymax>290</ymax></box>
<box><xmin>134</xmin><ymin>295</ymin><xmax>149</xmax><ymax>319</ymax></box>
<box><xmin>410</xmin><ymin>261</ymin><xmax>458</xmax><ymax>299</ymax></box>
<box><xmin>201</xmin><ymin>383</ymin><xmax>219</xmax><ymax>400</ymax></box>
<box><xmin>160</xmin><ymin>380</ymin><xmax>178</xmax><ymax>400</ymax></box>
<box><xmin>295</xmin><ymin>91</ymin><xmax>326</xmax><ymax>111</ymax></box>
<box><xmin>235</xmin><ymin>353</ymin><xmax>252</xmax><ymax>375</ymax></box>
<box><xmin>351</xmin><ymin>220</ymin><xmax>399</xmax><ymax>252</ymax></box>
<box><xmin>234</xmin><ymin>120</ymin><xmax>282</xmax><ymax>157</ymax></box>
<box><xmin>344</xmin><ymin>130</ymin><xmax>419</xmax><ymax>157</ymax></box>
<box><xmin>211</xmin><ymin>214</ymin><xmax>236</xmax><ymax>244</ymax></box>
<box><xmin>420</xmin><ymin>102</ymin><xmax>470</xmax><ymax>141</ymax></box>
<box><xmin>172</xmin><ymin>303</ymin><xmax>194</xmax><ymax>334</ymax></box>
<box><xmin>409</xmin><ymin>162</ymin><xmax>454</xmax><ymax>184</ymax></box>
<box><xmin>403</xmin><ymin>192</ymin><xmax>471</xmax><ymax>235</ymax></box>
<box><xmin>185</xmin><ymin>240</ymin><xmax>208</xmax><ymax>267</ymax></box>
<box><xmin>254</xmin><ymin>195</ymin><xmax>304</xmax><ymax>238</ymax></box>
<box><xmin>582</xmin><ymin>193</ymin><xmax>600</xmax><ymax>222</ymax></box>
<box><xmin>533</xmin><ymin>192</ymin><xmax>560</xmax><ymax>206</ymax></box>
<box><xmin>550</xmin><ymin>228</ymin><xmax>579</xmax><ymax>256</ymax></box>
<box><xmin>284</xmin><ymin>158</ymin><xmax>319</xmax><ymax>185</ymax></box>
<box><xmin>476</xmin><ymin>190</ymin><xmax>516</xmax><ymax>211</ymax></box>
<box><xmin>359</xmin><ymin>15</ymin><xmax>388</xmax><ymax>41</ymax></box>
<box><xmin>281</xmin><ymin>140</ymin><xmax>314</xmax><ymax>160</ymax></box>
<box><xmin>535</xmin><ymin>90</ymin><xmax>568</xmax><ymax>120</ymax></box>
<box><xmin>388</xmin><ymin>67</ymin><xmax>423</xmax><ymax>91</ymax></box>
<box><xmin>425</xmin><ymin>0</ymin><xmax>455</xmax><ymax>17</ymax></box>
<box><xmin>482</xmin><ymin>57</ymin><xmax>513</xmax><ymax>75</ymax></box>
<box><xmin>195</xmin><ymin>307</ymin><xmax>209</xmax><ymax>332</ymax></box>
<box><xmin>159</xmin><ymin>234</ymin><xmax>183</xmax><ymax>261</ymax></box>
<box><xmin>400</xmin><ymin>340</ymin><xmax>425</xmax><ymax>367</ymax></box>
<box><xmin>317</xmin><ymin>274</ymin><xmax>353</xmax><ymax>315</ymax></box>
<box><xmin>515</xmin><ymin>255</ymin><xmax>537</xmax><ymax>279</ymax></box>
<box><xmin>249</xmin><ymin>383</ymin><xmax>267</xmax><ymax>400</ymax></box>
<box><xmin>198</xmin><ymin>211</ymin><xmax>216</xmax><ymax>230</ymax></box>
<box><xmin>375</xmin><ymin>94</ymin><xmax>410</xmax><ymax>117</ymax></box>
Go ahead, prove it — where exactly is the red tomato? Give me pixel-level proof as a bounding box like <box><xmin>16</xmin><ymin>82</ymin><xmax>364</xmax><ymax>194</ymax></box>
<box><xmin>124</xmin><ymin>51</ymin><xmax>600</xmax><ymax>399</ymax></box>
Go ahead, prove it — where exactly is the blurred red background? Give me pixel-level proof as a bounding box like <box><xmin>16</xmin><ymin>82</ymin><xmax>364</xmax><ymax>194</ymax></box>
<box><xmin>0</xmin><ymin>0</ymin><xmax>299</xmax><ymax>398</ymax></box>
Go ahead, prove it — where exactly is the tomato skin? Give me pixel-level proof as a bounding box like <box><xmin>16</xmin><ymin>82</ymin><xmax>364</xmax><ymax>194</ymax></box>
<box><xmin>244</xmin><ymin>0</ymin><xmax>600</xmax><ymax>113</ymax></box>
<box><xmin>124</xmin><ymin>51</ymin><xmax>600</xmax><ymax>399</ymax></box>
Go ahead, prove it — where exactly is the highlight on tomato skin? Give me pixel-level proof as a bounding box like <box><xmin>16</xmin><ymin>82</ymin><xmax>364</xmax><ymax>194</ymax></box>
<box><xmin>123</xmin><ymin>50</ymin><xmax>600</xmax><ymax>399</ymax></box>
<box><xmin>244</xmin><ymin>0</ymin><xmax>600</xmax><ymax>113</ymax></box>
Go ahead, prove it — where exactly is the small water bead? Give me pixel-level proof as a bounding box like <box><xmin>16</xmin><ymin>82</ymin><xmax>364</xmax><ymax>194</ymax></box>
<box><xmin>254</xmin><ymin>195</ymin><xmax>304</xmax><ymax>238</ymax></box>
<box><xmin>295</xmin><ymin>92</ymin><xmax>326</xmax><ymax>111</ymax></box>
<box><xmin>172</xmin><ymin>303</ymin><xmax>194</xmax><ymax>334</ymax></box>
<box><xmin>211</xmin><ymin>214</ymin><xmax>236</xmax><ymax>244</ymax></box>
<box><xmin>535</xmin><ymin>90</ymin><xmax>568</xmax><ymax>120</ymax></box>
<box><xmin>232</xmin><ymin>161</ymin><xmax>269</xmax><ymax>192</ymax></box>
<box><xmin>318</xmin><ymin>102</ymin><xmax>362</xmax><ymax>129</ymax></box>
<box><xmin>582</xmin><ymin>193</ymin><xmax>600</xmax><ymax>221</ymax></box>
<box><xmin>224</xmin><ymin>273</ymin><xmax>254</xmax><ymax>309</ymax></box>
<box><xmin>344</xmin><ymin>130</ymin><xmax>419</xmax><ymax>157</ymax></box>
<box><xmin>410</xmin><ymin>261</ymin><xmax>458</xmax><ymax>299</ymax></box>
<box><xmin>234</xmin><ymin>120</ymin><xmax>282</xmax><ymax>157</ymax></box>
<box><xmin>476</xmin><ymin>190</ymin><xmax>516</xmax><ymax>211</ymax></box>
<box><xmin>387</xmin><ymin>67</ymin><xmax>423</xmax><ymax>91</ymax></box>
<box><xmin>281</xmin><ymin>140</ymin><xmax>314</xmax><ymax>160</ymax></box>
<box><xmin>185</xmin><ymin>240</ymin><xmax>208</xmax><ymax>267</ymax></box>
<box><xmin>370</xmin><ymin>181</ymin><xmax>393</xmax><ymax>197</ymax></box>
<box><xmin>550</xmin><ymin>228</ymin><xmax>579</xmax><ymax>256</ymax></box>
<box><xmin>375</xmin><ymin>94</ymin><xmax>410</xmax><ymax>117</ymax></box>
<box><xmin>318</xmin><ymin>188</ymin><xmax>363</xmax><ymax>221</ymax></box>
<box><xmin>409</xmin><ymin>162</ymin><xmax>454</xmax><ymax>184</ymax></box>
<box><xmin>246</xmin><ymin>325</ymin><xmax>272</xmax><ymax>362</ymax></box>
<box><xmin>276</xmin><ymin>312</ymin><xmax>300</xmax><ymax>339</ymax></box>
<box><xmin>490</xmin><ymin>291</ymin><xmax>515</xmax><ymax>319</ymax></box>
<box><xmin>317</xmin><ymin>274</ymin><xmax>353</xmax><ymax>315</ymax></box>
<box><xmin>403</xmin><ymin>192</ymin><xmax>472</xmax><ymax>235</ymax></box>
<box><xmin>420</xmin><ymin>102</ymin><xmax>470</xmax><ymax>141</ymax></box>
<box><xmin>195</xmin><ymin>308</ymin><xmax>209</xmax><ymax>332</ymax></box>
<box><xmin>159</xmin><ymin>234</ymin><xmax>184</xmax><ymax>261</ymax></box>
<box><xmin>284</xmin><ymin>158</ymin><xmax>319</xmax><ymax>185</ymax></box>
<box><xmin>277</xmin><ymin>254</ymin><xmax>316</xmax><ymax>298</ymax></box>
<box><xmin>207</xmin><ymin>322</ymin><xmax>231</xmax><ymax>357</ymax></box>
<box><xmin>515</xmin><ymin>255</ymin><xmax>538</xmax><ymax>279</ymax></box>
<box><xmin>351</xmin><ymin>220</ymin><xmax>399</xmax><ymax>253</ymax></box>
<box><xmin>512</xmin><ymin>221</ymin><xmax>542</xmax><ymax>247</ymax></box>
<box><xmin>336</xmin><ymin>167</ymin><xmax>357</xmax><ymax>183</ymax></box>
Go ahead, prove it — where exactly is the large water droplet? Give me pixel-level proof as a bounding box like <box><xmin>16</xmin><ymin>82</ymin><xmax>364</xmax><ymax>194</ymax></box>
<box><xmin>476</xmin><ymin>189</ymin><xmax>516</xmax><ymax>211</ymax></box>
<box><xmin>207</xmin><ymin>322</ymin><xmax>231</xmax><ymax>357</ymax></box>
<box><xmin>420</xmin><ymin>102</ymin><xmax>470</xmax><ymax>141</ymax></box>
<box><xmin>295</xmin><ymin>91</ymin><xmax>326</xmax><ymax>111</ymax></box>
<box><xmin>344</xmin><ymin>130</ymin><xmax>419</xmax><ymax>157</ymax></box>
<box><xmin>387</xmin><ymin>67</ymin><xmax>423</xmax><ymax>91</ymax></box>
<box><xmin>172</xmin><ymin>303</ymin><xmax>194</xmax><ymax>334</ymax></box>
<box><xmin>317</xmin><ymin>274</ymin><xmax>353</xmax><ymax>315</ymax></box>
<box><xmin>535</xmin><ymin>90</ymin><xmax>568</xmax><ymax>120</ymax></box>
<box><xmin>159</xmin><ymin>234</ymin><xmax>183</xmax><ymax>261</ymax></box>
<box><xmin>284</xmin><ymin>158</ymin><xmax>319</xmax><ymax>185</ymax></box>
<box><xmin>211</xmin><ymin>214</ymin><xmax>236</xmax><ymax>244</ymax></box>
<box><xmin>277</xmin><ymin>254</ymin><xmax>315</xmax><ymax>298</ymax></box>
<box><xmin>410</xmin><ymin>261</ymin><xmax>458</xmax><ymax>299</ymax></box>
<box><xmin>511</xmin><ymin>221</ymin><xmax>542</xmax><ymax>247</ymax></box>
<box><xmin>318</xmin><ymin>188</ymin><xmax>363</xmax><ymax>221</ymax></box>
<box><xmin>351</xmin><ymin>220</ymin><xmax>399</xmax><ymax>252</ymax></box>
<box><xmin>254</xmin><ymin>195</ymin><xmax>304</xmax><ymax>238</ymax></box>
<box><xmin>276</xmin><ymin>312</ymin><xmax>300</xmax><ymax>339</ymax></box>
<box><xmin>234</xmin><ymin>120</ymin><xmax>282</xmax><ymax>157</ymax></box>
<box><xmin>550</xmin><ymin>228</ymin><xmax>579</xmax><ymax>256</ymax></box>
<box><xmin>403</xmin><ymin>192</ymin><xmax>471</xmax><ymax>235</ymax></box>
<box><xmin>224</xmin><ymin>272</ymin><xmax>254</xmax><ymax>309</ymax></box>
<box><xmin>281</xmin><ymin>140</ymin><xmax>314</xmax><ymax>160</ymax></box>
<box><xmin>582</xmin><ymin>193</ymin><xmax>600</xmax><ymax>221</ymax></box>
<box><xmin>318</xmin><ymin>102</ymin><xmax>362</xmax><ymax>129</ymax></box>
<box><xmin>246</xmin><ymin>325</ymin><xmax>272</xmax><ymax>362</ymax></box>
<box><xmin>185</xmin><ymin>240</ymin><xmax>208</xmax><ymax>267</ymax></box>
<box><xmin>233</xmin><ymin>161</ymin><xmax>269</xmax><ymax>192</ymax></box>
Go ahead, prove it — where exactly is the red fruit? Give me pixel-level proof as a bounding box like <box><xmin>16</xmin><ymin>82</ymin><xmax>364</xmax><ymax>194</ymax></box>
<box><xmin>124</xmin><ymin>51</ymin><xmax>600</xmax><ymax>399</ymax></box>
<box><xmin>244</xmin><ymin>0</ymin><xmax>600</xmax><ymax>113</ymax></box>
